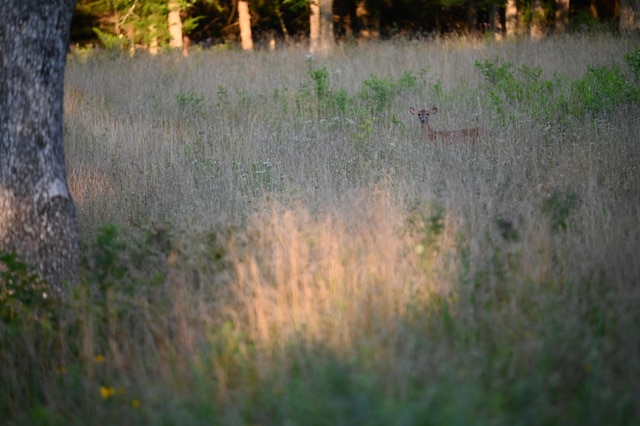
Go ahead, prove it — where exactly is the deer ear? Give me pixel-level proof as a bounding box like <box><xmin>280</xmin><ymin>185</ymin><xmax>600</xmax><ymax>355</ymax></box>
<box><xmin>409</xmin><ymin>107</ymin><xmax>417</xmax><ymax>114</ymax></box>
<box><xmin>430</xmin><ymin>108</ymin><xmax>438</xmax><ymax>114</ymax></box>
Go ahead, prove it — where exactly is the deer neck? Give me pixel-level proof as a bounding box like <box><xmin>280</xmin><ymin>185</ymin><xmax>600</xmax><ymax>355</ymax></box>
<box><xmin>421</xmin><ymin>121</ymin><xmax>437</xmax><ymax>141</ymax></box>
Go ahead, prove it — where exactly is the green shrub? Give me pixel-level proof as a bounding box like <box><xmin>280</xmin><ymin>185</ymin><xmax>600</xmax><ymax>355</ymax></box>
<box><xmin>0</xmin><ymin>252</ymin><xmax>56</xmax><ymax>326</ymax></box>
<box><xmin>624</xmin><ymin>47</ymin><xmax>640</xmax><ymax>82</ymax></box>
<box><xmin>570</xmin><ymin>65</ymin><xmax>638</xmax><ymax>117</ymax></box>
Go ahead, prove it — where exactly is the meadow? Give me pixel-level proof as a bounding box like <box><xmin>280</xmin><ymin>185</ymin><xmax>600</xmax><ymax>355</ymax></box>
<box><xmin>2</xmin><ymin>33</ymin><xmax>640</xmax><ymax>424</ymax></box>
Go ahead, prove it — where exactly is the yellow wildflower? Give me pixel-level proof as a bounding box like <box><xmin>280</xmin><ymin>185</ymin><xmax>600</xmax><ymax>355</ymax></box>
<box><xmin>100</xmin><ymin>386</ymin><xmax>115</xmax><ymax>399</ymax></box>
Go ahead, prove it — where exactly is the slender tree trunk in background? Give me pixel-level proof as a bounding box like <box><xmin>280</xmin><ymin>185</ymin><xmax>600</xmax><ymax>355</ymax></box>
<box><xmin>168</xmin><ymin>0</ymin><xmax>183</xmax><ymax>50</ymax></box>
<box><xmin>505</xmin><ymin>0</ymin><xmax>518</xmax><ymax>37</ymax></box>
<box><xmin>310</xmin><ymin>0</ymin><xmax>320</xmax><ymax>52</ymax></box>
<box><xmin>310</xmin><ymin>0</ymin><xmax>334</xmax><ymax>53</ymax></box>
<box><xmin>320</xmin><ymin>0</ymin><xmax>335</xmax><ymax>53</ymax></box>
<box><xmin>274</xmin><ymin>3</ymin><xmax>290</xmax><ymax>43</ymax></box>
<box><xmin>0</xmin><ymin>0</ymin><xmax>80</xmax><ymax>296</ymax></box>
<box><xmin>620</xmin><ymin>0</ymin><xmax>640</xmax><ymax>32</ymax></box>
<box><xmin>530</xmin><ymin>0</ymin><xmax>546</xmax><ymax>40</ymax></box>
<box><xmin>555</xmin><ymin>0</ymin><xmax>570</xmax><ymax>32</ymax></box>
<box><xmin>238</xmin><ymin>0</ymin><xmax>254</xmax><ymax>50</ymax></box>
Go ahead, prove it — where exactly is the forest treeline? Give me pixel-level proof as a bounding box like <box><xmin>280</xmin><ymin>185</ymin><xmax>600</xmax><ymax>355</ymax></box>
<box><xmin>72</xmin><ymin>0</ymin><xmax>634</xmax><ymax>53</ymax></box>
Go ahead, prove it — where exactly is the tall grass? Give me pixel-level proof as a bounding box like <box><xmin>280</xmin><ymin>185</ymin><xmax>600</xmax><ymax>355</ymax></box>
<box><xmin>2</xmin><ymin>33</ymin><xmax>640</xmax><ymax>424</ymax></box>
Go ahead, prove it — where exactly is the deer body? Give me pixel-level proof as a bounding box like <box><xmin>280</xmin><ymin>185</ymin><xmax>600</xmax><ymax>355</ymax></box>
<box><xmin>410</xmin><ymin>107</ymin><xmax>489</xmax><ymax>143</ymax></box>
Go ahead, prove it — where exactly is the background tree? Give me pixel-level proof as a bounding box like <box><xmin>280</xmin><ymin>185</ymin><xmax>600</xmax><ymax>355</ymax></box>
<box><xmin>168</xmin><ymin>0</ymin><xmax>184</xmax><ymax>49</ymax></box>
<box><xmin>0</xmin><ymin>0</ymin><xmax>80</xmax><ymax>295</ymax></box>
<box><xmin>505</xmin><ymin>0</ymin><xmax>518</xmax><ymax>36</ymax></box>
<box><xmin>70</xmin><ymin>0</ymin><xmax>630</xmax><ymax>52</ymax></box>
<box><xmin>238</xmin><ymin>0</ymin><xmax>254</xmax><ymax>50</ymax></box>
<box><xmin>310</xmin><ymin>0</ymin><xmax>335</xmax><ymax>53</ymax></box>
<box><xmin>530</xmin><ymin>0</ymin><xmax>547</xmax><ymax>39</ymax></box>
<box><xmin>310</xmin><ymin>0</ymin><xmax>320</xmax><ymax>51</ymax></box>
<box><xmin>77</xmin><ymin>0</ymin><xmax>200</xmax><ymax>53</ymax></box>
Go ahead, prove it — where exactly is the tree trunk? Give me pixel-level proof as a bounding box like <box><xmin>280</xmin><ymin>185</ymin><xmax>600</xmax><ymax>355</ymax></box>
<box><xmin>0</xmin><ymin>0</ymin><xmax>80</xmax><ymax>296</ymax></box>
<box><xmin>555</xmin><ymin>0</ymin><xmax>570</xmax><ymax>32</ymax></box>
<box><xmin>620</xmin><ymin>0</ymin><xmax>640</xmax><ymax>32</ymax></box>
<box><xmin>505</xmin><ymin>0</ymin><xmax>518</xmax><ymax>37</ymax></box>
<box><xmin>168</xmin><ymin>0</ymin><xmax>183</xmax><ymax>50</ymax></box>
<box><xmin>310</xmin><ymin>0</ymin><xmax>320</xmax><ymax>53</ymax></box>
<box><xmin>320</xmin><ymin>0</ymin><xmax>334</xmax><ymax>52</ymax></box>
<box><xmin>490</xmin><ymin>2</ymin><xmax>504</xmax><ymax>39</ymax></box>
<box><xmin>238</xmin><ymin>0</ymin><xmax>254</xmax><ymax>51</ymax></box>
<box><xmin>310</xmin><ymin>0</ymin><xmax>334</xmax><ymax>54</ymax></box>
<box><xmin>530</xmin><ymin>0</ymin><xmax>547</xmax><ymax>40</ymax></box>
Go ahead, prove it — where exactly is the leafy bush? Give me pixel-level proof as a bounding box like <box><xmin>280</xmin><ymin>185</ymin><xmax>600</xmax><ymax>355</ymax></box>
<box><xmin>476</xmin><ymin>57</ymin><xmax>560</xmax><ymax>121</ymax></box>
<box><xmin>570</xmin><ymin>65</ymin><xmax>638</xmax><ymax>117</ymax></box>
<box><xmin>359</xmin><ymin>71</ymin><xmax>417</xmax><ymax>111</ymax></box>
<box><xmin>476</xmin><ymin>57</ymin><xmax>639</xmax><ymax>123</ymax></box>
<box><xmin>0</xmin><ymin>252</ymin><xmax>56</xmax><ymax>325</ymax></box>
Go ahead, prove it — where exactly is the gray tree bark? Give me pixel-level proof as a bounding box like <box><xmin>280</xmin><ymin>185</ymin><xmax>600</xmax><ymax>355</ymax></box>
<box><xmin>0</xmin><ymin>0</ymin><xmax>80</xmax><ymax>296</ymax></box>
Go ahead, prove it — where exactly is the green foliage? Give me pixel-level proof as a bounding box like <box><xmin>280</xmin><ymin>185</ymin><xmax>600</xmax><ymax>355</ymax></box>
<box><xmin>542</xmin><ymin>190</ymin><xmax>579</xmax><ymax>231</ymax></box>
<box><xmin>570</xmin><ymin>65</ymin><xmax>638</xmax><ymax>117</ymax></box>
<box><xmin>82</xmin><ymin>224</ymin><xmax>128</xmax><ymax>293</ymax></box>
<box><xmin>176</xmin><ymin>90</ymin><xmax>206</xmax><ymax>114</ymax></box>
<box><xmin>477</xmin><ymin>56</ymin><xmax>639</xmax><ymax>123</ymax></box>
<box><xmin>359</xmin><ymin>71</ymin><xmax>418</xmax><ymax>111</ymax></box>
<box><xmin>0</xmin><ymin>252</ymin><xmax>56</xmax><ymax>325</ymax></box>
<box><xmin>304</xmin><ymin>61</ymin><xmax>355</xmax><ymax>116</ymax></box>
<box><xmin>476</xmin><ymin>57</ymin><xmax>515</xmax><ymax>86</ymax></box>
<box><xmin>307</xmin><ymin>64</ymin><xmax>330</xmax><ymax>99</ymax></box>
<box><xmin>625</xmin><ymin>47</ymin><xmax>640</xmax><ymax>82</ymax></box>
<box><xmin>475</xmin><ymin>57</ymin><xmax>555</xmax><ymax>122</ymax></box>
<box><xmin>244</xmin><ymin>347</ymin><xmax>387</xmax><ymax>426</ymax></box>
<box><xmin>81</xmin><ymin>0</ymin><xmax>204</xmax><ymax>51</ymax></box>
<box><xmin>93</xmin><ymin>28</ymin><xmax>129</xmax><ymax>51</ymax></box>
<box><xmin>407</xmin><ymin>203</ymin><xmax>446</xmax><ymax>250</ymax></box>
<box><xmin>79</xmin><ymin>224</ymin><xmax>172</xmax><ymax>312</ymax></box>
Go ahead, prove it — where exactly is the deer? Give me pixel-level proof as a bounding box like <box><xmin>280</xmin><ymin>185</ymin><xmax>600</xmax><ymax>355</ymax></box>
<box><xmin>409</xmin><ymin>107</ymin><xmax>491</xmax><ymax>143</ymax></box>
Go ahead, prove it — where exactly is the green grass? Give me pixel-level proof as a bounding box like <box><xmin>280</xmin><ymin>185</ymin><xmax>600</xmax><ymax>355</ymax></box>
<box><xmin>2</xmin><ymin>33</ymin><xmax>640</xmax><ymax>425</ymax></box>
